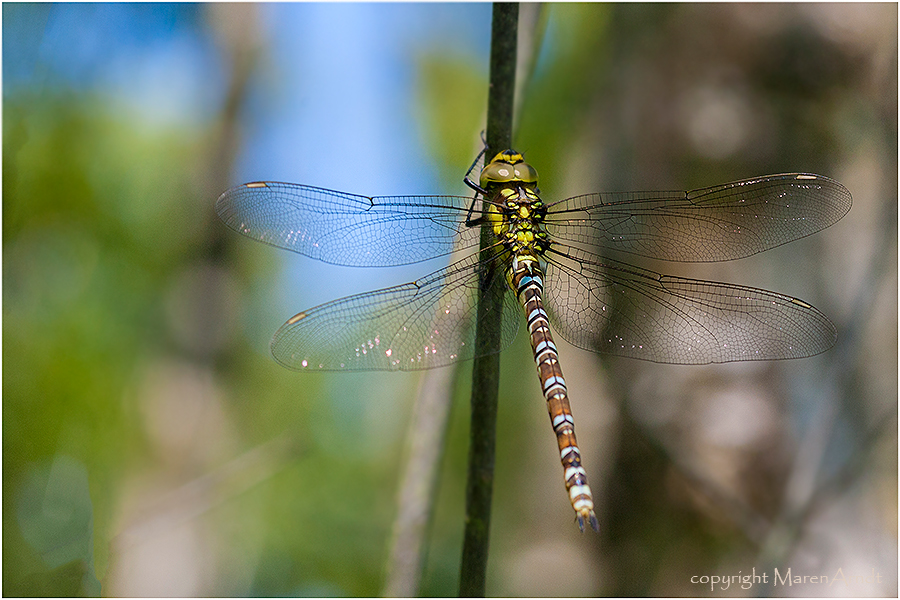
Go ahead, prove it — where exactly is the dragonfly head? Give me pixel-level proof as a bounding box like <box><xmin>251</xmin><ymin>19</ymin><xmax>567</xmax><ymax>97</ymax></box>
<box><xmin>479</xmin><ymin>149</ymin><xmax>539</xmax><ymax>190</ymax></box>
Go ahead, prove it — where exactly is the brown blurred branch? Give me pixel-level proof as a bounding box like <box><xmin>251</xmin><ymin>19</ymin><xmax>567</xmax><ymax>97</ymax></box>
<box><xmin>382</xmin><ymin>367</ymin><xmax>456</xmax><ymax>597</ymax></box>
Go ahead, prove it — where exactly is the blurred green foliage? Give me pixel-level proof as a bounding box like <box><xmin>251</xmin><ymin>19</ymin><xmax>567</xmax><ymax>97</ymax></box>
<box><xmin>2</xmin><ymin>87</ymin><xmax>412</xmax><ymax>594</ymax></box>
<box><xmin>4</xmin><ymin>94</ymin><xmax>196</xmax><ymax>594</ymax></box>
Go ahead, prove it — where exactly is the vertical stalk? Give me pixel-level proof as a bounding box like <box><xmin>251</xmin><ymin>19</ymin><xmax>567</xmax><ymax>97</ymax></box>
<box><xmin>458</xmin><ymin>3</ymin><xmax>518</xmax><ymax>597</ymax></box>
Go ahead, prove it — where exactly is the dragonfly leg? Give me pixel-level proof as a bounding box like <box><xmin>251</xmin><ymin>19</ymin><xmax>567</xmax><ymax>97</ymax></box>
<box><xmin>464</xmin><ymin>196</ymin><xmax>487</xmax><ymax>227</ymax></box>
<box><xmin>463</xmin><ymin>144</ymin><xmax>490</xmax><ymax>196</ymax></box>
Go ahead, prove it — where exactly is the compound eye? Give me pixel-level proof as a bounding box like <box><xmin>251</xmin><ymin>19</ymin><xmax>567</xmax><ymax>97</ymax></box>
<box><xmin>514</xmin><ymin>162</ymin><xmax>538</xmax><ymax>183</ymax></box>
<box><xmin>480</xmin><ymin>162</ymin><xmax>515</xmax><ymax>186</ymax></box>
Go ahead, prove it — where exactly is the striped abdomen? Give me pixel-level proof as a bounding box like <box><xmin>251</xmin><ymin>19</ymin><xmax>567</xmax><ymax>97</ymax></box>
<box><xmin>509</xmin><ymin>255</ymin><xmax>599</xmax><ymax>532</ymax></box>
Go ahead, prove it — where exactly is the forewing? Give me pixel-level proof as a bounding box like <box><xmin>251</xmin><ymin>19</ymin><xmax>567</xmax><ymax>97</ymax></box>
<box><xmin>543</xmin><ymin>244</ymin><xmax>836</xmax><ymax>364</ymax></box>
<box><xmin>271</xmin><ymin>252</ymin><xmax>521</xmax><ymax>371</ymax></box>
<box><xmin>216</xmin><ymin>182</ymin><xmax>479</xmax><ymax>267</ymax></box>
<box><xmin>545</xmin><ymin>174</ymin><xmax>851</xmax><ymax>262</ymax></box>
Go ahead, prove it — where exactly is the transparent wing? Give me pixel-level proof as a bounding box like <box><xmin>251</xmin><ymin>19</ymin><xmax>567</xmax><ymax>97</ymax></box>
<box><xmin>271</xmin><ymin>252</ymin><xmax>521</xmax><ymax>371</ymax></box>
<box><xmin>543</xmin><ymin>244</ymin><xmax>836</xmax><ymax>364</ymax></box>
<box><xmin>545</xmin><ymin>173</ymin><xmax>851</xmax><ymax>262</ymax></box>
<box><xmin>216</xmin><ymin>182</ymin><xmax>479</xmax><ymax>267</ymax></box>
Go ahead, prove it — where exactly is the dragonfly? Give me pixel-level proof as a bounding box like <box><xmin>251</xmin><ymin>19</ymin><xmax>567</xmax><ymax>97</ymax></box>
<box><xmin>216</xmin><ymin>148</ymin><xmax>851</xmax><ymax>531</ymax></box>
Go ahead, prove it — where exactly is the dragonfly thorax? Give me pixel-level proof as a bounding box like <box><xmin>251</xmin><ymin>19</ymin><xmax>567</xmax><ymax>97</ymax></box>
<box><xmin>488</xmin><ymin>185</ymin><xmax>549</xmax><ymax>253</ymax></box>
<box><xmin>477</xmin><ymin>150</ymin><xmax>547</xmax><ymax>256</ymax></box>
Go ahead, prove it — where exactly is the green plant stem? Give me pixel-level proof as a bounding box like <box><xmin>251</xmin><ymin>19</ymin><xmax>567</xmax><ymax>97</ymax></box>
<box><xmin>458</xmin><ymin>3</ymin><xmax>518</xmax><ymax>597</ymax></box>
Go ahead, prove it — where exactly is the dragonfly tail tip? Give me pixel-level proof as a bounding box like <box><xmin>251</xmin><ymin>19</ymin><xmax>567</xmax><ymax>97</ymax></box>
<box><xmin>576</xmin><ymin>509</ymin><xmax>599</xmax><ymax>533</ymax></box>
